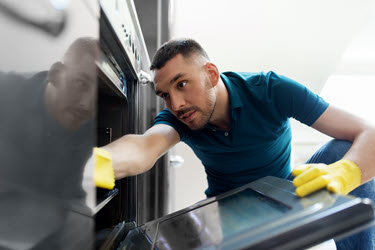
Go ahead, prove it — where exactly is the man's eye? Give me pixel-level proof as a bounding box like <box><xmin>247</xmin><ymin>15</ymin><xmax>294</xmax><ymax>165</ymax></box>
<box><xmin>75</xmin><ymin>80</ymin><xmax>86</xmax><ymax>89</ymax></box>
<box><xmin>178</xmin><ymin>82</ymin><xmax>186</xmax><ymax>88</ymax></box>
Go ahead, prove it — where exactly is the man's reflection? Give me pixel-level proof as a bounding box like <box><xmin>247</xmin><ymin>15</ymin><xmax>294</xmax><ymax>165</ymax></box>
<box><xmin>0</xmin><ymin>37</ymin><xmax>98</xmax><ymax>249</ymax></box>
<box><xmin>44</xmin><ymin>38</ymin><xmax>97</xmax><ymax>131</ymax></box>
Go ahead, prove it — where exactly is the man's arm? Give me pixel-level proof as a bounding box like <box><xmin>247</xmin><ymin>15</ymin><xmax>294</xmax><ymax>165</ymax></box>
<box><xmin>311</xmin><ymin>105</ymin><xmax>375</xmax><ymax>183</ymax></box>
<box><xmin>101</xmin><ymin>124</ymin><xmax>180</xmax><ymax>180</ymax></box>
<box><xmin>292</xmin><ymin>105</ymin><xmax>375</xmax><ymax>197</ymax></box>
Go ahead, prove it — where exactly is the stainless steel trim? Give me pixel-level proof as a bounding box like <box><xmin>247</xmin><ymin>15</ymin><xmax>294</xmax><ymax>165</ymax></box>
<box><xmin>96</xmin><ymin>49</ymin><xmax>126</xmax><ymax>97</ymax></box>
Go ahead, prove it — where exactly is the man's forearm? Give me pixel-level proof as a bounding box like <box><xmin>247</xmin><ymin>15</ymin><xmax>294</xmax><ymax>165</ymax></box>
<box><xmin>342</xmin><ymin>125</ymin><xmax>375</xmax><ymax>184</ymax></box>
<box><xmin>102</xmin><ymin>134</ymin><xmax>157</xmax><ymax>180</ymax></box>
<box><xmin>97</xmin><ymin>124</ymin><xmax>179</xmax><ymax>181</ymax></box>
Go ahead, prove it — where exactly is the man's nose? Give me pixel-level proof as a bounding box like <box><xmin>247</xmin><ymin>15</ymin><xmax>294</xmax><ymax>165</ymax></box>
<box><xmin>170</xmin><ymin>93</ymin><xmax>185</xmax><ymax>111</ymax></box>
<box><xmin>78</xmin><ymin>90</ymin><xmax>95</xmax><ymax>114</ymax></box>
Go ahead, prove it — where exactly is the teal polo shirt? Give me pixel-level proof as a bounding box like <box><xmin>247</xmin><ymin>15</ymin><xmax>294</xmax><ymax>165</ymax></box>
<box><xmin>154</xmin><ymin>71</ymin><xmax>329</xmax><ymax>197</ymax></box>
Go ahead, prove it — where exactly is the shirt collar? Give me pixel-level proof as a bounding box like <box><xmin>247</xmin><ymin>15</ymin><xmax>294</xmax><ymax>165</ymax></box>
<box><xmin>220</xmin><ymin>72</ymin><xmax>243</xmax><ymax>110</ymax></box>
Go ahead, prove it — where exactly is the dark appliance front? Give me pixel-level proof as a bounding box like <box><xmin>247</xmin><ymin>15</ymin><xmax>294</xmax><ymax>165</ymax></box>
<box><xmin>94</xmin><ymin>0</ymin><xmax>171</xmax><ymax>248</ymax></box>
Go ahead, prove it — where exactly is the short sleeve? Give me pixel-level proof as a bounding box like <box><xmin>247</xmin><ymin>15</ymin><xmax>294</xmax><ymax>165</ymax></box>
<box><xmin>153</xmin><ymin>108</ymin><xmax>191</xmax><ymax>141</ymax></box>
<box><xmin>265</xmin><ymin>71</ymin><xmax>329</xmax><ymax>126</ymax></box>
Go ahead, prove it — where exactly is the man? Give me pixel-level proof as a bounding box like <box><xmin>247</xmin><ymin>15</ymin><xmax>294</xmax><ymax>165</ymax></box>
<box><xmin>0</xmin><ymin>37</ymin><xmax>97</xmax><ymax>249</ymax></box>
<box><xmin>96</xmin><ymin>39</ymin><xmax>375</xmax><ymax>249</ymax></box>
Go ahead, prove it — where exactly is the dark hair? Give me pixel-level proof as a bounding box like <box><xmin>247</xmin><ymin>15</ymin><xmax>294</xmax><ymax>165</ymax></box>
<box><xmin>63</xmin><ymin>37</ymin><xmax>99</xmax><ymax>63</ymax></box>
<box><xmin>150</xmin><ymin>38</ymin><xmax>209</xmax><ymax>70</ymax></box>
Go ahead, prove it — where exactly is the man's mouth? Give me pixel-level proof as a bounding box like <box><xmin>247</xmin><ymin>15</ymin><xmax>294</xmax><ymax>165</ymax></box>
<box><xmin>179</xmin><ymin>110</ymin><xmax>196</xmax><ymax>123</ymax></box>
<box><xmin>69</xmin><ymin>108</ymin><xmax>91</xmax><ymax>120</ymax></box>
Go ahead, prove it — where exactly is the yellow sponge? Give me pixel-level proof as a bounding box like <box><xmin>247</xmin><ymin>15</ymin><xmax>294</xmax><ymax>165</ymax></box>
<box><xmin>93</xmin><ymin>147</ymin><xmax>115</xmax><ymax>189</ymax></box>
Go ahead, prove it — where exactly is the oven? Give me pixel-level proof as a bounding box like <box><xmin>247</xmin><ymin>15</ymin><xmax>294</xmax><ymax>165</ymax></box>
<box><xmin>0</xmin><ymin>0</ymin><xmax>171</xmax><ymax>248</ymax></box>
<box><xmin>94</xmin><ymin>0</ymin><xmax>172</xmax><ymax>248</ymax></box>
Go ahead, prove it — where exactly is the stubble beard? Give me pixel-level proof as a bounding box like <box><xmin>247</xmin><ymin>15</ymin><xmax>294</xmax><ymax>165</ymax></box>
<box><xmin>187</xmin><ymin>89</ymin><xmax>217</xmax><ymax>131</ymax></box>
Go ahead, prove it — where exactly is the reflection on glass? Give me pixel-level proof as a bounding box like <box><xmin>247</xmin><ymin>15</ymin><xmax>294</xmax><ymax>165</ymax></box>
<box><xmin>155</xmin><ymin>189</ymin><xmax>290</xmax><ymax>249</ymax></box>
<box><xmin>0</xmin><ymin>0</ymin><xmax>67</xmax><ymax>36</ymax></box>
<box><xmin>0</xmin><ymin>37</ymin><xmax>98</xmax><ymax>249</ymax></box>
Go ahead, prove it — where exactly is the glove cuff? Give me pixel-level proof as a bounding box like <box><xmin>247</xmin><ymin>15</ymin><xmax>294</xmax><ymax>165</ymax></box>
<box><xmin>93</xmin><ymin>147</ymin><xmax>115</xmax><ymax>189</ymax></box>
<box><xmin>335</xmin><ymin>159</ymin><xmax>362</xmax><ymax>194</ymax></box>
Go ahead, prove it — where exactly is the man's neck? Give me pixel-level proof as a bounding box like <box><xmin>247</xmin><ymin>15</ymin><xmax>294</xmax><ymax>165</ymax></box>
<box><xmin>208</xmin><ymin>79</ymin><xmax>231</xmax><ymax>131</ymax></box>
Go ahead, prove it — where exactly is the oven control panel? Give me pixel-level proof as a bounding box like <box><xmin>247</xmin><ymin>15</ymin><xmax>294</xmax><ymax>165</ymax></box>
<box><xmin>100</xmin><ymin>0</ymin><xmax>150</xmax><ymax>77</ymax></box>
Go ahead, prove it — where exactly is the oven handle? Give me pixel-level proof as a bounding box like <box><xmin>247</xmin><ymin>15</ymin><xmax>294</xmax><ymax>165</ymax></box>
<box><xmin>138</xmin><ymin>70</ymin><xmax>152</xmax><ymax>85</ymax></box>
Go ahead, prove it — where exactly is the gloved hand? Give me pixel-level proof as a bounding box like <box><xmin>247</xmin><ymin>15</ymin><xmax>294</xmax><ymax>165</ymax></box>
<box><xmin>292</xmin><ymin>159</ymin><xmax>361</xmax><ymax>197</ymax></box>
<box><xmin>93</xmin><ymin>147</ymin><xmax>115</xmax><ymax>189</ymax></box>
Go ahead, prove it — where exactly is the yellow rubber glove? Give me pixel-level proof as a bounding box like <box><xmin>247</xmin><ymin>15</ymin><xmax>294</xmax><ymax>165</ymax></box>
<box><xmin>93</xmin><ymin>147</ymin><xmax>115</xmax><ymax>189</ymax></box>
<box><xmin>292</xmin><ymin>159</ymin><xmax>361</xmax><ymax>197</ymax></box>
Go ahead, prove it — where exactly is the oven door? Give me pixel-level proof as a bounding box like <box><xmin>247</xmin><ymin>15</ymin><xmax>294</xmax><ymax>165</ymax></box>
<box><xmin>0</xmin><ymin>0</ymin><xmax>98</xmax><ymax>249</ymax></box>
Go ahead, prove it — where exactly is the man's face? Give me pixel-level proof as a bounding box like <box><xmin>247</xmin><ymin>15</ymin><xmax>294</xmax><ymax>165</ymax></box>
<box><xmin>54</xmin><ymin>53</ymin><xmax>97</xmax><ymax>130</ymax></box>
<box><xmin>153</xmin><ymin>54</ymin><xmax>216</xmax><ymax>130</ymax></box>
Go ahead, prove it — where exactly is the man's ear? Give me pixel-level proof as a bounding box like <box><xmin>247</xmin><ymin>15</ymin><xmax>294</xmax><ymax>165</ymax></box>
<box><xmin>48</xmin><ymin>62</ymin><xmax>64</xmax><ymax>86</ymax></box>
<box><xmin>205</xmin><ymin>62</ymin><xmax>220</xmax><ymax>87</ymax></box>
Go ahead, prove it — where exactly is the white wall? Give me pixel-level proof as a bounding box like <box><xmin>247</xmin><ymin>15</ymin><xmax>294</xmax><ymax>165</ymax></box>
<box><xmin>169</xmin><ymin>0</ymin><xmax>375</xmax><ymax>211</ymax></box>
<box><xmin>172</xmin><ymin>0</ymin><xmax>374</xmax><ymax>93</ymax></box>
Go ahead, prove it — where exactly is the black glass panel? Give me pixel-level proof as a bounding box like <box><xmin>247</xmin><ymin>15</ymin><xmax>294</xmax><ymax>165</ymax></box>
<box><xmin>154</xmin><ymin>188</ymin><xmax>290</xmax><ymax>249</ymax></box>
